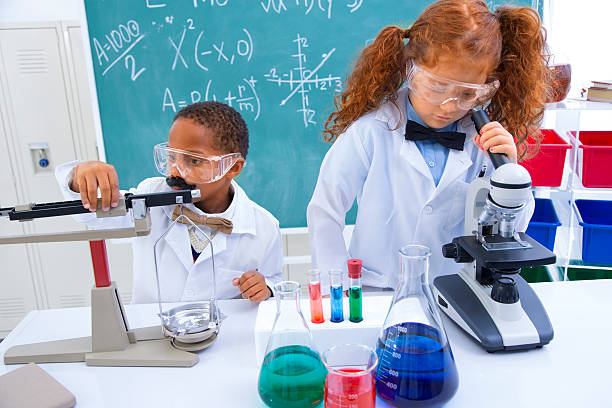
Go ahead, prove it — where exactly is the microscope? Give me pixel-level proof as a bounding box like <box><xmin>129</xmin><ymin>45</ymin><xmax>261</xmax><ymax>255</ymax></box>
<box><xmin>433</xmin><ymin>110</ymin><xmax>555</xmax><ymax>352</ymax></box>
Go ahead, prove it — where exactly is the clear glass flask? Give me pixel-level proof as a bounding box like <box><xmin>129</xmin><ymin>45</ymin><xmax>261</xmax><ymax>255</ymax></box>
<box><xmin>258</xmin><ymin>281</ymin><xmax>327</xmax><ymax>408</ymax></box>
<box><xmin>375</xmin><ymin>245</ymin><xmax>459</xmax><ymax>407</ymax></box>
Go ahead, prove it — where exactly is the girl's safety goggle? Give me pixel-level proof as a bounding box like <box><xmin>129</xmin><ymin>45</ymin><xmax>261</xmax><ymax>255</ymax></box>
<box><xmin>407</xmin><ymin>63</ymin><xmax>500</xmax><ymax>110</ymax></box>
<box><xmin>153</xmin><ymin>143</ymin><xmax>242</xmax><ymax>184</ymax></box>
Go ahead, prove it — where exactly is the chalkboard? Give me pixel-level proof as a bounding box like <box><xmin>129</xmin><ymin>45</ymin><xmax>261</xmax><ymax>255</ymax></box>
<box><xmin>84</xmin><ymin>0</ymin><xmax>535</xmax><ymax>227</ymax></box>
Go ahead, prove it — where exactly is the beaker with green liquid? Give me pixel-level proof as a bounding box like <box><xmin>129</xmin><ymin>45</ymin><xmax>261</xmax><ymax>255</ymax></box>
<box><xmin>258</xmin><ymin>281</ymin><xmax>327</xmax><ymax>408</ymax></box>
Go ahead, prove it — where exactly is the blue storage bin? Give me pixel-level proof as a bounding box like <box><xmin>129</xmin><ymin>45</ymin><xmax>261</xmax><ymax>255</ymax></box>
<box><xmin>575</xmin><ymin>199</ymin><xmax>612</xmax><ymax>264</ymax></box>
<box><xmin>526</xmin><ymin>198</ymin><xmax>561</xmax><ymax>251</ymax></box>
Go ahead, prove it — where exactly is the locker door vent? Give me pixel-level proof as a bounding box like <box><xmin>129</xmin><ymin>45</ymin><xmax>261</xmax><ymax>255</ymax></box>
<box><xmin>16</xmin><ymin>49</ymin><xmax>49</xmax><ymax>74</ymax></box>
<box><xmin>0</xmin><ymin>298</ymin><xmax>26</xmax><ymax>318</ymax></box>
<box><xmin>59</xmin><ymin>294</ymin><xmax>87</xmax><ymax>308</ymax></box>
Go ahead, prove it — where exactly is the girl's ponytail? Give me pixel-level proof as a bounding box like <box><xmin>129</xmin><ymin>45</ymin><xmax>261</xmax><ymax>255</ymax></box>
<box><xmin>323</xmin><ymin>26</ymin><xmax>407</xmax><ymax>143</ymax></box>
<box><xmin>489</xmin><ymin>6</ymin><xmax>553</xmax><ymax>160</ymax></box>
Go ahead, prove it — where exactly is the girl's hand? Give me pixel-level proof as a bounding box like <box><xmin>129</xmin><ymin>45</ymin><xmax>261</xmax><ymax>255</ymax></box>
<box><xmin>474</xmin><ymin>121</ymin><xmax>517</xmax><ymax>163</ymax></box>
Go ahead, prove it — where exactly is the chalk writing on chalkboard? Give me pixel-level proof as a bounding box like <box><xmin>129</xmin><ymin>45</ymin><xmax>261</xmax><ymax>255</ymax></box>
<box><xmin>92</xmin><ymin>20</ymin><xmax>146</xmax><ymax>81</ymax></box>
<box><xmin>166</xmin><ymin>26</ymin><xmax>253</xmax><ymax>72</ymax></box>
<box><xmin>162</xmin><ymin>77</ymin><xmax>260</xmax><ymax>121</ymax></box>
<box><xmin>264</xmin><ymin>34</ymin><xmax>341</xmax><ymax>128</ymax></box>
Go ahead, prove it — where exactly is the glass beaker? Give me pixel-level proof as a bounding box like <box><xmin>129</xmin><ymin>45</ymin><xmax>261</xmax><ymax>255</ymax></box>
<box><xmin>375</xmin><ymin>245</ymin><xmax>459</xmax><ymax>407</ymax></box>
<box><xmin>547</xmin><ymin>53</ymin><xmax>572</xmax><ymax>103</ymax></box>
<box><xmin>322</xmin><ymin>344</ymin><xmax>378</xmax><ymax>408</ymax></box>
<box><xmin>258</xmin><ymin>281</ymin><xmax>327</xmax><ymax>408</ymax></box>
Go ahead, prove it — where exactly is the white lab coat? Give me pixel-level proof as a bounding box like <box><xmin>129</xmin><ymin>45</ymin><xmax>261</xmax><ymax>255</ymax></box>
<box><xmin>307</xmin><ymin>87</ymin><xmax>534</xmax><ymax>290</ymax></box>
<box><xmin>56</xmin><ymin>161</ymin><xmax>283</xmax><ymax>303</ymax></box>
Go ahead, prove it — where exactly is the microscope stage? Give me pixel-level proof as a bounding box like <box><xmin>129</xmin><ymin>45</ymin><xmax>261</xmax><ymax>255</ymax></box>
<box><xmin>453</xmin><ymin>233</ymin><xmax>556</xmax><ymax>269</ymax></box>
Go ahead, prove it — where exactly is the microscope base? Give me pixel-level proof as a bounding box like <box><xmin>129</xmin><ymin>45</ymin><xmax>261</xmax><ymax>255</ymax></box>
<box><xmin>433</xmin><ymin>273</ymin><xmax>554</xmax><ymax>352</ymax></box>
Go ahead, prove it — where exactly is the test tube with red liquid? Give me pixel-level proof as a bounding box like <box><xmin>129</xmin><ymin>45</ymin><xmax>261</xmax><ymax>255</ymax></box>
<box><xmin>307</xmin><ymin>269</ymin><xmax>325</xmax><ymax>323</ymax></box>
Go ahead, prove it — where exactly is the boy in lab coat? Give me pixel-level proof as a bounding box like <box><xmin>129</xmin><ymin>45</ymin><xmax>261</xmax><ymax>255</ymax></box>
<box><xmin>56</xmin><ymin>101</ymin><xmax>282</xmax><ymax>303</ymax></box>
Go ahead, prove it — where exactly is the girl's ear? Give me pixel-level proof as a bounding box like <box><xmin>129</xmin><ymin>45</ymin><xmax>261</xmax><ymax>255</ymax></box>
<box><xmin>225</xmin><ymin>158</ymin><xmax>245</xmax><ymax>180</ymax></box>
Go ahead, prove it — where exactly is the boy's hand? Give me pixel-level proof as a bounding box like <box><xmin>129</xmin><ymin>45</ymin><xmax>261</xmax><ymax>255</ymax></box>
<box><xmin>474</xmin><ymin>121</ymin><xmax>517</xmax><ymax>163</ymax></box>
<box><xmin>70</xmin><ymin>161</ymin><xmax>120</xmax><ymax>211</ymax></box>
<box><xmin>232</xmin><ymin>270</ymin><xmax>271</xmax><ymax>303</ymax></box>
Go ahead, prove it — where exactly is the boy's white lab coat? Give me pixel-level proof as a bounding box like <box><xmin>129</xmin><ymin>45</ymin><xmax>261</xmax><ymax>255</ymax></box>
<box><xmin>307</xmin><ymin>87</ymin><xmax>534</xmax><ymax>290</ymax></box>
<box><xmin>56</xmin><ymin>161</ymin><xmax>283</xmax><ymax>303</ymax></box>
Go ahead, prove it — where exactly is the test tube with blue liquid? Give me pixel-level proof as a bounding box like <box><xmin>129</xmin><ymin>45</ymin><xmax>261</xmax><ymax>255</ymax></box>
<box><xmin>329</xmin><ymin>269</ymin><xmax>344</xmax><ymax>322</ymax></box>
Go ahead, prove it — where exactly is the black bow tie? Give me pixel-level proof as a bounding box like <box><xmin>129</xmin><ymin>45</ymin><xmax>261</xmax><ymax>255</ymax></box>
<box><xmin>404</xmin><ymin>120</ymin><xmax>466</xmax><ymax>151</ymax></box>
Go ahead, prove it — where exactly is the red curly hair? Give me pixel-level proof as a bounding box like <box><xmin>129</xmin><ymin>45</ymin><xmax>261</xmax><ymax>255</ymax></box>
<box><xmin>323</xmin><ymin>0</ymin><xmax>553</xmax><ymax>161</ymax></box>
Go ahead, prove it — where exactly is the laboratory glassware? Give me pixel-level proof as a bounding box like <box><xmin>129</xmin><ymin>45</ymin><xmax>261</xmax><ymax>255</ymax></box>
<box><xmin>329</xmin><ymin>268</ymin><xmax>344</xmax><ymax>323</ymax></box>
<box><xmin>258</xmin><ymin>281</ymin><xmax>328</xmax><ymax>408</ymax></box>
<box><xmin>307</xmin><ymin>269</ymin><xmax>325</xmax><ymax>323</ymax></box>
<box><xmin>154</xmin><ymin>210</ymin><xmax>221</xmax><ymax>351</ymax></box>
<box><xmin>322</xmin><ymin>344</ymin><xmax>378</xmax><ymax>408</ymax></box>
<box><xmin>376</xmin><ymin>245</ymin><xmax>459</xmax><ymax>407</ymax></box>
<box><xmin>348</xmin><ymin>259</ymin><xmax>363</xmax><ymax>323</ymax></box>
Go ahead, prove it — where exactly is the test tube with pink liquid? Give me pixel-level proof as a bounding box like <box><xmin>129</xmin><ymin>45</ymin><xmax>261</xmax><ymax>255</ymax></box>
<box><xmin>307</xmin><ymin>269</ymin><xmax>325</xmax><ymax>323</ymax></box>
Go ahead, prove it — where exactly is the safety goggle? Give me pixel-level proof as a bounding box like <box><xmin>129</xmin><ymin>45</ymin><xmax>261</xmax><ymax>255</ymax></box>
<box><xmin>153</xmin><ymin>143</ymin><xmax>242</xmax><ymax>184</ymax></box>
<box><xmin>407</xmin><ymin>63</ymin><xmax>500</xmax><ymax>110</ymax></box>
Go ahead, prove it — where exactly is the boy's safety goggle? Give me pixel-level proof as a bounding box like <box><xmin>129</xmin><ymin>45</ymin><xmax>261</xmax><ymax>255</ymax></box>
<box><xmin>407</xmin><ymin>63</ymin><xmax>500</xmax><ymax>110</ymax></box>
<box><xmin>153</xmin><ymin>143</ymin><xmax>242</xmax><ymax>184</ymax></box>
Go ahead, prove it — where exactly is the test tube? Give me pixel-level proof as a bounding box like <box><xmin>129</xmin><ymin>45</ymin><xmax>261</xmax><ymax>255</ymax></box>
<box><xmin>307</xmin><ymin>269</ymin><xmax>325</xmax><ymax>323</ymax></box>
<box><xmin>329</xmin><ymin>269</ymin><xmax>344</xmax><ymax>323</ymax></box>
<box><xmin>348</xmin><ymin>259</ymin><xmax>363</xmax><ymax>323</ymax></box>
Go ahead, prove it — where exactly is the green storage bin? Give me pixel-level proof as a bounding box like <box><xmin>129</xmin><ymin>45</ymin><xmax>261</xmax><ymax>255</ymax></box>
<box><xmin>520</xmin><ymin>266</ymin><xmax>552</xmax><ymax>283</ymax></box>
<box><xmin>565</xmin><ymin>267</ymin><xmax>612</xmax><ymax>281</ymax></box>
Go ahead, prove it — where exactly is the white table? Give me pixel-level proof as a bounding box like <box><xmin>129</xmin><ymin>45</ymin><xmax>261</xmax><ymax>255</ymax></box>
<box><xmin>1</xmin><ymin>280</ymin><xmax>610</xmax><ymax>407</ymax></box>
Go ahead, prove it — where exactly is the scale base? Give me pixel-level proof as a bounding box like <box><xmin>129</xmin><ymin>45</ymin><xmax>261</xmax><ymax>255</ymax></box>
<box><xmin>4</xmin><ymin>335</ymin><xmax>198</xmax><ymax>367</ymax></box>
<box><xmin>3</xmin><ymin>283</ymin><xmax>200</xmax><ymax>367</ymax></box>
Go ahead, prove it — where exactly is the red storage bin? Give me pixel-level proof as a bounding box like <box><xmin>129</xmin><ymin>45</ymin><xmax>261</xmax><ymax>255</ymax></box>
<box><xmin>520</xmin><ymin>129</ymin><xmax>571</xmax><ymax>187</ymax></box>
<box><xmin>568</xmin><ymin>131</ymin><xmax>612</xmax><ymax>188</ymax></box>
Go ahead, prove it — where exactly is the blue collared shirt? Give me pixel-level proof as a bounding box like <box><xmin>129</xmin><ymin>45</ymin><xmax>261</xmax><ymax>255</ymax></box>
<box><xmin>405</xmin><ymin>95</ymin><xmax>458</xmax><ymax>186</ymax></box>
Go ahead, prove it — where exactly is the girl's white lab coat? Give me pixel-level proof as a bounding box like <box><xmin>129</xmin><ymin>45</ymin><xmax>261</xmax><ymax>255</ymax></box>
<box><xmin>56</xmin><ymin>161</ymin><xmax>283</xmax><ymax>303</ymax></box>
<box><xmin>307</xmin><ymin>88</ymin><xmax>534</xmax><ymax>290</ymax></box>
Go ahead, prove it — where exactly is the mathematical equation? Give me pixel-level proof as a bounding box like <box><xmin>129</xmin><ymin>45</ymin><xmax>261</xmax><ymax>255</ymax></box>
<box><xmin>265</xmin><ymin>34</ymin><xmax>342</xmax><ymax>128</ymax></box>
<box><xmin>146</xmin><ymin>0</ymin><xmax>230</xmax><ymax>8</ymax></box>
<box><xmin>162</xmin><ymin>77</ymin><xmax>260</xmax><ymax>121</ymax></box>
<box><xmin>92</xmin><ymin>19</ymin><xmax>147</xmax><ymax>81</ymax></box>
<box><xmin>168</xmin><ymin>24</ymin><xmax>253</xmax><ymax>72</ymax></box>
<box><xmin>260</xmin><ymin>0</ymin><xmax>363</xmax><ymax>19</ymax></box>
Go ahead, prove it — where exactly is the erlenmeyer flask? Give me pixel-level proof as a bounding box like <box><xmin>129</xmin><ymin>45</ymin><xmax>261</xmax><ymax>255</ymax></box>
<box><xmin>258</xmin><ymin>281</ymin><xmax>327</xmax><ymax>408</ymax></box>
<box><xmin>375</xmin><ymin>245</ymin><xmax>459</xmax><ymax>407</ymax></box>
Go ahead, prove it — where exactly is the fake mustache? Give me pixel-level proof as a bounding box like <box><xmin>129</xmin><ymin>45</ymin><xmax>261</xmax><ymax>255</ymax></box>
<box><xmin>166</xmin><ymin>176</ymin><xmax>196</xmax><ymax>190</ymax></box>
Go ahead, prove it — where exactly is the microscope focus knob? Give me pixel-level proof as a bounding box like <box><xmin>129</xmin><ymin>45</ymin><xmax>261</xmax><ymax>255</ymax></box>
<box><xmin>442</xmin><ymin>243</ymin><xmax>473</xmax><ymax>263</ymax></box>
<box><xmin>491</xmin><ymin>277</ymin><xmax>519</xmax><ymax>304</ymax></box>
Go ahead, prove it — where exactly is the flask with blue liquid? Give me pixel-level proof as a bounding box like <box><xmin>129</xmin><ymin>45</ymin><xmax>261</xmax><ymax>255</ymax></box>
<box><xmin>375</xmin><ymin>245</ymin><xmax>459</xmax><ymax>407</ymax></box>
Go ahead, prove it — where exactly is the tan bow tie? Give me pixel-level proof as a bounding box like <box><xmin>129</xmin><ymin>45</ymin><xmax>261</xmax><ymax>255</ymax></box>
<box><xmin>171</xmin><ymin>205</ymin><xmax>233</xmax><ymax>235</ymax></box>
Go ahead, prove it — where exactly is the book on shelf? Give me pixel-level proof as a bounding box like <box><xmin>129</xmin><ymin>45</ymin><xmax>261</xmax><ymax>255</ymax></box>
<box><xmin>587</xmin><ymin>86</ymin><xmax>612</xmax><ymax>103</ymax></box>
<box><xmin>591</xmin><ymin>80</ymin><xmax>612</xmax><ymax>90</ymax></box>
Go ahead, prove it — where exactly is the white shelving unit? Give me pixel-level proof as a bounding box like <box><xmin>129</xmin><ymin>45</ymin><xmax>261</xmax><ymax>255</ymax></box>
<box><xmin>534</xmin><ymin>99</ymin><xmax>612</xmax><ymax>281</ymax></box>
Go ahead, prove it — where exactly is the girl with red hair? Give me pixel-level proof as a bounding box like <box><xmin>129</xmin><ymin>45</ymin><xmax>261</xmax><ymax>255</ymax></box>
<box><xmin>307</xmin><ymin>0</ymin><xmax>552</xmax><ymax>290</ymax></box>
